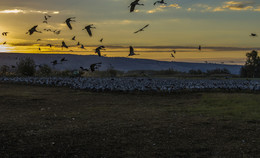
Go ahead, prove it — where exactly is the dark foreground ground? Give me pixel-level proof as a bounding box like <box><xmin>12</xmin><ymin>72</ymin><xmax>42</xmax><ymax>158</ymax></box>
<box><xmin>0</xmin><ymin>83</ymin><xmax>260</xmax><ymax>157</ymax></box>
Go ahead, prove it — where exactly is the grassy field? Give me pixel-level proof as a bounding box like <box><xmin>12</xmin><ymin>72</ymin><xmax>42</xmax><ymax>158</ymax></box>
<box><xmin>0</xmin><ymin>83</ymin><xmax>260</xmax><ymax>157</ymax></box>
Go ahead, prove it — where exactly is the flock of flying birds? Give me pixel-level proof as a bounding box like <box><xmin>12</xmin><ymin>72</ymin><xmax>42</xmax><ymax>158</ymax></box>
<box><xmin>1</xmin><ymin>0</ymin><xmax>258</xmax><ymax>72</ymax></box>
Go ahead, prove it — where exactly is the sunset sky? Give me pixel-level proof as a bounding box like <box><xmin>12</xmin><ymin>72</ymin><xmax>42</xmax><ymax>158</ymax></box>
<box><xmin>0</xmin><ymin>0</ymin><xmax>260</xmax><ymax>63</ymax></box>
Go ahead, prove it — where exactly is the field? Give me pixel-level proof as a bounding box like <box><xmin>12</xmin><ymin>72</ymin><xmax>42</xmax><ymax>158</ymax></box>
<box><xmin>0</xmin><ymin>83</ymin><xmax>260</xmax><ymax>157</ymax></box>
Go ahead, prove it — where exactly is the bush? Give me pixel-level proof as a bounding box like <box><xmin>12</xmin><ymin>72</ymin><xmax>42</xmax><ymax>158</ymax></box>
<box><xmin>240</xmin><ymin>50</ymin><xmax>260</xmax><ymax>78</ymax></box>
<box><xmin>38</xmin><ymin>64</ymin><xmax>52</xmax><ymax>76</ymax></box>
<box><xmin>206</xmin><ymin>68</ymin><xmax>230</xmax><ymax>75</ymax></box>
<box><xmin>0</xmin><ymin>65</ymin><xmax>10</xmax><ymax>76</ymax></box>
<box><xmin>189</xmin><ymin>69</ymin><xmax>203</xmax><ymax>75</ymax></box>
<box><xmin>16</xmin><ymin>57</ymin><xmax>36</xmax><ymax>76</ymax></box>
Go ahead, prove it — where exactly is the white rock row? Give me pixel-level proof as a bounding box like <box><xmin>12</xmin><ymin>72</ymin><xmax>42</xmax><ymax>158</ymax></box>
<box><xmin>0</xmin><ymin>77</ymin><xmax>260</xmax><ymax>92</ymax></box>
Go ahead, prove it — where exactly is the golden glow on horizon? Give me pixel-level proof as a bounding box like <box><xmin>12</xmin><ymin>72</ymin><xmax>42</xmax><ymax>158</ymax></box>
<box><xmin>0</xmin><ymin>9</ymin><xmax>23</xmax><ymax>14</ymax></box>
<box><xmin>4</xmin><ymin>45</ymin><xmax>248</xmax><ymax>65</ymax></box>
<box><xmin>0</xmin><ymin>45</ymin><xmax>10</xmax><ymax>52</ymax></box>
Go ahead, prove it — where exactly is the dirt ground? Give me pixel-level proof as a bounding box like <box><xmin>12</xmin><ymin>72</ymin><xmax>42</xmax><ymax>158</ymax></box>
<box><xmin>0</xmin><ymin>83</ymin><xmax>259</xmax><ymax>157</ymax></box>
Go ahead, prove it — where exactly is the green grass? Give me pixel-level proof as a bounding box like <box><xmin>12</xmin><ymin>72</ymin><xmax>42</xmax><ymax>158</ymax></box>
<box><xmin>0</xmin><ymin>83</ymin><xmax>260</xmax><ymax>157</ymax></box>
<box><xmin>188</xmin><ymin>93</ymin><xmax>260</xmax><ymax>120</ymax></box>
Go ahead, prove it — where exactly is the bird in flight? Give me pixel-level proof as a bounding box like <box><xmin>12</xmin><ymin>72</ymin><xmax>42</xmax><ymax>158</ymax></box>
<box><xmin>134</xmin><ymin>24</ymin><xmax>149</xmax><ymax>34</ymax></box>
<box><xmin>61</xmin><ymin>41</ymin><xmax>69</xmax><ymax>49</ymax></box>
<box><xmin>128</xmin><ymin>46</ymin><xmax>139</xmax><ymax>56</ymax></box>
<box><xmin>83</xmin><ymin>24</ymin><xmax>96</xmax><ymax>37</ymax></box>
<box><xmin>43</xmin><ymin>14</ymin><xmax>51</xmax><ymax>23</ymax></box>
<box><xmin>47</xmin><ymin>44</ymin><xmax>52</xmax><ymax>48</ymax></box>
<box><xmin>51</xmin><ymin>60</ymin><xmax>58</xmax><ymax>66</ymax></box>
<box><xmin>154</xmin><ymin>0</ymin><xmax>167</xmax><ymax>5</ymax></box>
<box><xmin>171</xmin><ymin>53</ymin><xmax>175</xmax><ymax>58</ymax></box>
<box><xmin>250</xmin><ymin>33</ymin><xmax>257</xmax><ymax>37</ymax></box>
<box><xmin>129</xmin><ymin>0</ymin><xmax>144</xmax><ymax>13</ymax></box>
<box><xmin>36</xmin><ymin>39</ymin><xmax>41</xmax><ymax>42</ymax></box>
<box><xmin>53</xmin><ymin>30</ymin><xmax>61</xmax><ymax>35</ymax></box>
<box><xmin>3</xmin><ymin>41</ymin><xmax>7</xmax><ymax>45</ymax></box>
<box><xmin>95</xmin><ymin>46</ymin><xmax>105</xmax><ymax>57</ymax></box>
<box><xmin>80</xmin><ymin>67</ymin><xmax>89</xmax><ymax>71</ymax></box>
<box><xmin>198</xmin><ymin>45</ymin><xmax>202</xmax><ymax>51</ymax></box>
<box><xmin>60</xmin><ymin>57</ymin><xmax>68</xmax><ymax>62</ymax></box>
<box><xmin>72</xmin><ymin>36</ymin><xmax>76</xmax><ymax>40</ymax></box>
<box><xmin>100</xmin><ymin>38</ymin><xmax>103</xmax><ymax>42</ymax></box>
<box><xmin>26</xmin><ymin>25</ymin><xmax>42</xmax><ymax>35</ymax></box>
<box><xmin>90</xmin><ymin>62</ymin><xmax>102</xmax><ymax>72</ymax></box>
<box><xmin>80</xmin><ymin>44</ymin><xmax>85</xmax><ymax>49</ymax></box>
<box><xmin>2</xmin><ymin>32</ymin><xmax>8</xmax><ymax>36</ymax></box>
<box><xmin>65</xmin><ymin>17</ymin><xmax>76</xmax><ymax>30</ymax></box>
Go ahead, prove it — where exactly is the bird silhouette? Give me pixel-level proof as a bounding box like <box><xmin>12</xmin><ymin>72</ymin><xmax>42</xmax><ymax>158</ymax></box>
<box><xmin>250</xmin><ymin>33</ymin><xmax>257</xmax><ymax>37</ymax></box>
<box><xmin>154</xmin><ymin>0</ymin><xmax>167</xmax><ymax>5</ymax></box>
<box><xmin>3</xmin><ymin>41</ymin><xmax>7</xmax><ymax>45</ymax></box>
<box><xmin>198</xmin><ymin>45</ymin><xmax>202</xmax><ymax>51</ymax></box>
<box><xmin>77</xmin><ymin>42</ymin><xmax>81</xmax><ymax>46</ymax></box>
<box><xmin>44</xmin><ymin>29</ymin><xmax>52</xmax><ymax>32</ymax></box>
<box><xmin>26</xmin><ymin>25</ymin><xmax>42</xmax><ymax>35</ymax></box>
<box><xmin>65</xmin><ymin>17</ymin><xmax>76</xmax><ymax>30</ymax></box>
<box><xmin>134</xmin><ymin>24</ymin><xmax>149</xmax><ymax>34</ymax></box>
<box><xmin>36</xmin><ymin>39</ymin><xmax>41</xmax><ymax>42</ymax></box>
<box><xmin>60</xmin><ymin>57</ymin><xmax>68</xmax><ymax>62</ymax></box>
<box><xmin>72</xmin><ymin>36</ymin><xmax>76</xmax><ymax>40</ymax></box>
<box><xmin>171</xmin><ymin>53</ymin><xmax>175</xmax><ymax>58</ymax></box>
<box><xmin>90</xmin><ymin>62</ymin><xmax>102</xmax><ymax>72</ymax></box>
<box><xmin>2</xmin><ymin>32</ymin><xmax>8</xmax><ymax>36</ymax></box>
<box><xmin>53</xmin><ymin>30</ymin><xmax>61</xmax><ymax>35</ymax></box>
<box><xmin>80</xmin><ymin>44</ymin><xmax>85</xmax><ymax>49</ymax></box>
<box><xmin>80</xmin><ymin>67</ymin><xmax>89</xmax><ymax>71</ymax></box>
<box><xmin>129</xmin><ymin>0</ymin><xmax>144</xmax><ymax>12</ymax></box>
<box><xmin>128</xmin><ymin>46</ymin><xmax>139</xmax><ymax>56</ymax></box>
<box><xmin>83</xmin><ymin>24</ymin><xmax>96</xmax><ymax>37</ymax></box>
<box><xmin>100</xmin><ymin>38</ymin><xmax>103</xmax><ymax>42</ymax></box>
<box><xmin>47</xmin><ymin>44</ymin><xmax>52</xmax><ymax>48</ymax></box>
<box><xmin>95</xmin><ymin>46</ymin><xmax>105</xmax><ymax>57</ymax></box>
<box><xmin>62</xmin><ymin>41</ymin><xmax>69</xmax><ymax>49</ymax></box>
<box><xmin>51</xmin><ymin>60</ymin><xmax>58</xmax><ymax>65</ymax></box>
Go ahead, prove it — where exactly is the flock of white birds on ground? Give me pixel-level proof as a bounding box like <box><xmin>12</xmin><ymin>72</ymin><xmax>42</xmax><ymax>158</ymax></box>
<box><xmin>0</xmin><ymin>0</ymin><xmax>257</xmax><ymax>72</ymax></box>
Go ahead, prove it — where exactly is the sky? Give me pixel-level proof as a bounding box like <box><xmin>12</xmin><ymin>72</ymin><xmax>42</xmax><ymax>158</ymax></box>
<box><xmin>0</xmin><ymin>0</ymin><xmax>260</xmax><ymax>63</ymax></box>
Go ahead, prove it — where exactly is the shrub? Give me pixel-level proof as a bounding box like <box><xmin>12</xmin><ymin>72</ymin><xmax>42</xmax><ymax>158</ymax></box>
<box><xmin>38</xmin><ymin>64</ymin><xmax>52</xmax><ymax>76</ymax></box>
<box><xmin>0</xmin><ymin>65</ymin><xmax>10</xmax><ymax>76</ymax></box>
<box><xmin>16</xmin><ymin>57</ymin><xmax>36</xmax><ymax>76</ymax></box>
<box><xmin>240</xmin><ymin>50</ymin><xmax>260</xmax><ymax>78</ymax></box>
<box><xmin>189</xmin><ymin>69</ymin><xmax>203</xmax><ymax>75</ymax></box>
<box><xmin>206</xmin><ymin>68</ymin><xmax>230</xmax><ymax>75</ymax></box>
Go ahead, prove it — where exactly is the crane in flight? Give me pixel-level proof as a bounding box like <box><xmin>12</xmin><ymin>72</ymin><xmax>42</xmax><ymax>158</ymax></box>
<box><xmin>198</xmin><ymin>45</ymin><xmax>202</xmax><ymax>51</ymax></box>
<box><xmin>26</xmin><ymin>25</ymin><xmax>42</xmax><ymax>35</ymax></box>
<box><xmin>65</xmin><ymin>17</ymin><xmax>76</xmax><ymax>30</ymax></box>
<box><xmin>62</xmin><ymin>41</ymin><xmax>69</xmax><ymax>49</ymax></box>
<box><xmin>154</xmin><ymin>0</ymin><xmax>167</xmax><ymax>5</ymax></box>
<box><xmin>82</xmin><ymin>24</ymin><xmax>96</xmax><ymax>37</ymax></box>
<box><xmin>250</xmin><ymin>33</ymin><xmax>257</xmax><ymax>37</ymax></box>
<box><xmin>134</xmin><ymin>24</ymin><xmax>149</xmax><ymax>34</ymax></box>
<box><xmin>2</xmin><ymin>32</ymin><xmax>8</xmax><ymax>36</ymax></box>
<box><xmin>128</xmin><ymin>46</ymin><xmax>139</xmax><ymax>56</ymax></box>
<box><xmin>129</xmin><ymin>0</ymin><xmax>144</xmax><ymax>12</ymax></box>
<box><xmin>95</xmin><ymin>46</ymin><xmax>105</xmax><ymax>57</ymax></box>
<box><xmin>90</xmin><ymin>62</ymin><xmax>102</xmax><ymax>72</ymax></box>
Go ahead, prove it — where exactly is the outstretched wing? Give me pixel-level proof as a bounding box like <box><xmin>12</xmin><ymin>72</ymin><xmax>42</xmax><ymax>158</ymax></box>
<box><xmin>87</xmin><ymin>28</ymin><xmax>92</xmax><ymax>37</ymax></box>
<box><xmin>66</xmin><ymin>21</ymin><xmax>72</xmax><ymax>30</ymax></box>
<box><xmin>142</xmin><ymin>24</ymin><xmax>149</xmax><ymax>29</ymax></box>
<box><xmin>130</xmin><ymin>4</ymin><xmax>136</xmax><ymax>12</ymax></box>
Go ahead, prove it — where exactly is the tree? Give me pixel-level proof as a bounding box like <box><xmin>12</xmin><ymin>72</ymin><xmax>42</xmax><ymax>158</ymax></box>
<box><xmin>16</xmin><ymin>57</ymin><xmax>36</xmax><ymax>76</ymax></box>
<box><xmin>240</xmin><ymin>50</ymin><xmax>260</xmax><ymax>78</ymax></box>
